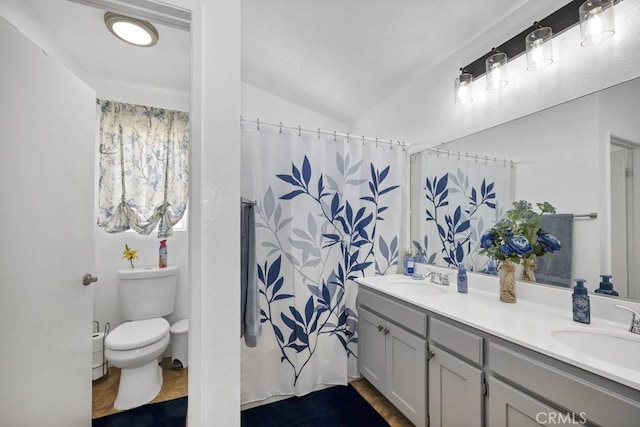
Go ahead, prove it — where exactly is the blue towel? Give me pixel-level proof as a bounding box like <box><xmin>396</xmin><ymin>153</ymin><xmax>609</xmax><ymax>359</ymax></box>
<box><xmin>536</xmin><ymin>214</ymin><xmax>573</xmax><ymax>287</ymax></box>
<box><xmin>241</xmin><ymin>199</ymin><xmax>261</xmax><ymax>347</ymax></box>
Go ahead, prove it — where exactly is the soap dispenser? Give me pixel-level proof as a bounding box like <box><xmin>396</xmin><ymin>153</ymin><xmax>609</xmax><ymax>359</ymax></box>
<box><xmin>594</xmin><ymin>274</ymin><xmax>619</xmax><ymax>297</ymax></box>
<box><xmin>403</xmin><ymin>251</ymin><xmax>415</xmax><ymax>276</ymax></box>
<box><xmin>572</xmin><ymin>279</ymin><xmax>590</xmax><ymax>324</ymax></box>
<box><xmin>457</xmin><ymin>262</ymin><xmax>468</xmax><ymax>293</ymax></box>
<box><xmin>486</xmin><ymin>259</ymin><xmax>498</xmax><ymax>275</ymax></box>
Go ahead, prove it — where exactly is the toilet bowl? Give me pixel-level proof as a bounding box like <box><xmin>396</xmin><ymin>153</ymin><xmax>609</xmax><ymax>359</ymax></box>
<box><xmin>104</xmin><ymin>266</ymin><xmax>178</xmax><ymax>410</ymax></box>
<box><xmin>105</xmin><ymin>318</ymin><xmax>171</xmax><ymax>410</ymax></box>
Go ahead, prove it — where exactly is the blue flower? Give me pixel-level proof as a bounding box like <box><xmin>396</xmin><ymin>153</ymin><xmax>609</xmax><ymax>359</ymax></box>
<box><xmin>480</xmin><ymin>231</ymin><xmax>496</xmax><ymax>249</ymax></box>
<box><xmin>537</xmin><ymin>230</ymin><xmax>561</xmax><ymax>252</ymax></box>
<box><xmin>499</xmin><ymin>244</ymin><xmax>512</xmax><ymax>256</ymax></box>
<box><xmin>507</xmin><ymin>234</ymin><xmax>533</xmax><ymax>256</ymax></box>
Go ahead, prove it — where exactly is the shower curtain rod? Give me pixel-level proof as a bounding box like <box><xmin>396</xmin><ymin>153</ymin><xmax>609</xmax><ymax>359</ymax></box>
<box><xmin>240</xmin><ymin>117</ymin><xmax>408</xmax><ymax>150</ymax></box>
<box><xmin>426</xmin><ymin>147</ymin><xmax>516</xmax><ymax>167</ymax></box>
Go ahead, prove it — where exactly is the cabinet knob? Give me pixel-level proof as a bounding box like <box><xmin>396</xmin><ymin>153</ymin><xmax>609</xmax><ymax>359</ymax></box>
<box><xmin>383</xmin><ymin>327</ymin><xmax>389</xmax><ymax>335</ymax></box>
<box><xmin>426</xmin><ymin>350</ymin><xmax>435</xmax><ymax>361</ymax></box>
<box><xmin>377</xmin><ymin>325</ymin><xmax>384</xmax><ymax>332</ymax></box>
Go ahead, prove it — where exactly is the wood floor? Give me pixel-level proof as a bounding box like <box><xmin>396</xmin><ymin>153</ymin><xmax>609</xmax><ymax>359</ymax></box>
<box><xmin>93</xmin><ymin>362</ymin><xmax>412</xmax><ymax>426</ymax></box>
<box><xmin>92</xmin><ymin>357</ymin><xmax>188</xmax><ymax>419</ymax></box>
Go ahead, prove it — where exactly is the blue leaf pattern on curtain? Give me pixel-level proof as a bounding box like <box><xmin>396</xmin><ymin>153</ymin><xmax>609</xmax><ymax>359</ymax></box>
<box><xmin>411</xmin><ymin>153</ymin><xmax>514</xmax><ymax>272</ymax></box>
<box><xmin>241</xmin><ymin>128</ymin><xmax>404</xmax><ymax>403</ymax></box>
<box><xmin>96</xmin><ymin>100</ymin><xmax>189</xmax><ymax>237</ymax></box>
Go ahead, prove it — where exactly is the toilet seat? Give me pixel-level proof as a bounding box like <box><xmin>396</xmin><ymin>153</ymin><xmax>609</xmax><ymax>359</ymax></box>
<box><xmin>106</xmin><ymin>318</ymin><xmax>170</xmax><ymax>350</ymax></box>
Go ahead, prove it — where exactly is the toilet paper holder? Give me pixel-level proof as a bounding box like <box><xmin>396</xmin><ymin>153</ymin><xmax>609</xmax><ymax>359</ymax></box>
<box><xmin>93</xmin><ymin>321</ymin><xmax>111</xmax><ymax>381</ymax></box>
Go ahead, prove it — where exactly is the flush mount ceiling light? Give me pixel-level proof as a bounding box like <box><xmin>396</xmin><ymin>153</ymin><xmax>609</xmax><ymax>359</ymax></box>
<box><xmin>526</xmin><ymin>23</ymin><xmax>553</xmax><ymax>71</ymax></box>
<box><xmin>454</xmin><ymin>69</ymin><xmax>473</xmax><ymax>104</ymax></box>
<box><xmin>104</xmin><ymin>12</ymin><xmax>159</xmax><ymax>47</ymax></box>
<box><xmin>579</xmin><ymin>0</ymin><xmax>615</xmax><ymax>46</ymax></box>
<box><xmin>485</xmin><ymin>49</ymin><xmax>508</xmax><ymax>90</ymax></box>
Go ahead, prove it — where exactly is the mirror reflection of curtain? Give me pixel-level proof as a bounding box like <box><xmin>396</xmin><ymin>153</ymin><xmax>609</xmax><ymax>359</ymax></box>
<box><xmin>96</xmin><ymin>100</ymin><xmax>189</xmax><ymax>237</ymax></box>
<box><xmin>411</xmin><ymin>152</ymin><xmax>514</xmax><ymax>272</ymax></box>
<box><xmin>240</xmin><ymin>126</ymin><xmax>404</xmax><ymax>403</ymax></box>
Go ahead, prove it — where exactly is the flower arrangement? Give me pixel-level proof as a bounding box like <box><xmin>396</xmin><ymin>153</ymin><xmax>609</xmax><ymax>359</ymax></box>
<box><xmin>480</xmin><ymin>200</ymin><xmax>562</xmax><ymax>264</ymax></box>
<box><xmin>122</xmin><ymin>244</ymin><xmax>139</xmax><ymax>268</ymax></box>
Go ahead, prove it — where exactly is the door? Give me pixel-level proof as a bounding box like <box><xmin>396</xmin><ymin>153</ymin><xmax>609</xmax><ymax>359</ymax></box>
<box><xmin>0</xmin><ymin>16</ymin><xmax>95</xmax><ymax>427</ymax></box>
<box><xmin>357</xmin><ymin>307</ymin><xmax>386</xmax><ymax>391</ymax></box>
<box><xmin>488</xmin><ymin>377</ymin><xmax>577</xmax><ymax>426</ymax></box>
<box><xmin>387</xmin><ymin>322</ymin><xmax>426</xmax><ymax>427</ymax></box>
<box><xmin>428</xmin><ymin>344</ymin><xmax>483</xmax><ymax>427</ymax></box>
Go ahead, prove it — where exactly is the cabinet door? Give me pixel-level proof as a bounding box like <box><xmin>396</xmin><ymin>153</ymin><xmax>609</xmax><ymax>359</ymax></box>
<box><xmin>428</xmin><ymin>343</ymin><xmax>483</xmax><ymax>427</ymax></box>
<box><xmin>488</xmin><ymin>378</ymin><xmax>578</xmax><ymax>427</ymax></box>
<box><xmin>358</xmin><ymin>307</ymin><xmax>387</xmax><ymax>391</ymax></box>
<box><xmin>387</xmin><ymin>322</ymin><xmax>427</xmax><ymax>427</ymax></box>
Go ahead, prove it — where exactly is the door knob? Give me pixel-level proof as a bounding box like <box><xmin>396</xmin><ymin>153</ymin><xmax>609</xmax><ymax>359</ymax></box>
<box><xmin>82</xmin><ymin>274</ymin><xmax>98</xmax><ymax>286</ymax></box>
<box><xmin>377</xmin><ymin>325</ymin><xmax>384</xmax><ymax>332</ymax></box>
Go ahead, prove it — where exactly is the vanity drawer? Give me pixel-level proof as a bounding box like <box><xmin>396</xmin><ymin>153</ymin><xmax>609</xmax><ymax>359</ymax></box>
<box><xmin>489</xmin><ymin>342</ymin><xmax>640</xmax><ymax>427</ymax></box>
<box><xmin>429</xmin><ymin>317</ymin><xmax>483</xmax><ymax>366</ymax></box>
<box><xmin>358</xmin><ymin>287</ymin><xmax>427</xmax><ymax>337</ymax></box>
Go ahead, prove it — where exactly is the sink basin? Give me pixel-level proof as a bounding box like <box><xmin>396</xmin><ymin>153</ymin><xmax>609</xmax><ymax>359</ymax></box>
<box><xmin>550</xmin><ymin>327</ymin><xmax>640</xmax><ymax>370</ymax></box>
<box><xmin>386</xmin><ymin>280</ymin><xmax>447</xmax><ymax>296</ymax></box>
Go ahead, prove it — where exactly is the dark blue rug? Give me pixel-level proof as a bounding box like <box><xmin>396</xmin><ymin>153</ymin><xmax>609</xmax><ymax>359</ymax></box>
<box><xmin>92</xmin><ymin>397</ymin><xmax>188</xmax><ymax>427</ymax></box>
<box><xmin>241</xmin><ymin>384</ymin><xmax>389</xmax><ymax>426</ymax></box>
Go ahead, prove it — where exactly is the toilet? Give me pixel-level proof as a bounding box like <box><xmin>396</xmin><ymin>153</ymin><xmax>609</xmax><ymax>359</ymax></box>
<box><xmin>105</xmin><ymin>266</ymin><xmax>178</xmax><ymax>410</ymax></box>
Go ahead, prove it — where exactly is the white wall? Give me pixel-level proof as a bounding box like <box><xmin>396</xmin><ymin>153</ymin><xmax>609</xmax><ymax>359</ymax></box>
<box><xmin>242</xmin><ymin>83</ymin><xmax>349</xmax><ymax>132</ymax></box>
<box><xmin>352</xmin><ymin>0</ymin><xmax>640</xmax><ymax>147</ymax></box>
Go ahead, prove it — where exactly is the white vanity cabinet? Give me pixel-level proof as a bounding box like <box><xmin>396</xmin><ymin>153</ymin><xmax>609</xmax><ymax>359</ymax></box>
<box><xmin>357</xmin><ymin>288</ymin><xmax>427</xmax><ymax>427</ymax></box>
<box><xmin>428</xmin><ymin>318</ymin><xmax>484</xmax><ymax>427</ymax></box>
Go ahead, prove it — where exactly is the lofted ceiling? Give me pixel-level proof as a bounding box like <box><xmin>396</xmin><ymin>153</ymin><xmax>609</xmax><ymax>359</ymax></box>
<box><xmin>23</xmin><ymin>0</ymin><xmax>561</xmax><ymax>124</ymax></box>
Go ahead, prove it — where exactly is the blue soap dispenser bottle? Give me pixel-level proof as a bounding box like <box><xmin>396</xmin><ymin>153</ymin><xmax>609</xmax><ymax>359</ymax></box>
<box><xmin>404</xmin><ymin>251</ymin><xmax>415</xmax><ymax>276</ymax></box>
<box><xmin>457</xmin><ymin>262</ymin><xmax>468</xmax><ymax>293</ymax></box>
<box><xmin>594</xmin><ymin>274</ymin><xmax>618</xmax><ymax>296</ymax></box>
<box><xmin>572</xmin><ymin>279</ymin><xmax>591</xmax><ymax>324</ymax></box>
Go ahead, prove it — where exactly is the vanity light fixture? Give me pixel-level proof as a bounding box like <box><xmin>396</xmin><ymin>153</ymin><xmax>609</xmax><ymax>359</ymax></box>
<box><xmin>485</xmin><ymin>49</ymin><xmax>508</xmax><ymax>90</ymax></box>
<box><xmin>104</xmin><ymin>12</ymin><xmax>159</xmax><ymax>47</ymax></box>
<box><xmin>526</xmin><ymin>23</ymin><xmax>554</xmax><ymax>71</ymax></box>
<box><xmin>454</xmin><ymin>69</ymin><xmax>473</xmax><ymax>104</ymax></box>
<box><xmin>579</xmin><ymin>0</ymin><xmax>615</xmax><ymax>46</ymax></box>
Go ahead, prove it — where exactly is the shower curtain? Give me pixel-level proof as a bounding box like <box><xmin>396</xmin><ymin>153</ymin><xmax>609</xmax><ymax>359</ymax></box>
<box><xmin>411</xmin><ymin>151</ymin><xmax>514</xmax><ymax>272</ymax></box>
<box><xmin>240</xmin><ymin>126</ymin><xmax>405</xmax><ymax>403</ymax></box>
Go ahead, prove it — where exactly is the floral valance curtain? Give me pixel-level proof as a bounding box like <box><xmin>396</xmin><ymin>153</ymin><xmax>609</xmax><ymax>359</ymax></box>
<box><xmin>96</xmin><ymin>99</ymin><xmax>189</xmax><ymax>237</ymax></box>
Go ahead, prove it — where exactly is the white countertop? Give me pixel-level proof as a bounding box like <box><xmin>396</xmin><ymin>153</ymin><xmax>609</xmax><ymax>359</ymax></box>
<box><xmin>355</xmin><ymin>267</ymin><xmax>640</xmax><ymax>392</ymax></box>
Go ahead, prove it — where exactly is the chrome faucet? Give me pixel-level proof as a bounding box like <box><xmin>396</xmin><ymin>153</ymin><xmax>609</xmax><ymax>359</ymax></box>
<box><xmin>615</xmin><ymin>304</ymin><xmax>640</xmax><ymax>335</ymax></box>
<box><xmin>425</xmin><ymin>270</ymin><xmax>450</xmax><ymax>286</ymax></box>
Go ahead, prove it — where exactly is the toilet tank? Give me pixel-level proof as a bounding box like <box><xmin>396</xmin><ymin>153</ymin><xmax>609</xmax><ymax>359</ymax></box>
<box><xmin>117</xmin><ymin>266</ymin><xmax>178</xmax><ymax>321</ymax></box>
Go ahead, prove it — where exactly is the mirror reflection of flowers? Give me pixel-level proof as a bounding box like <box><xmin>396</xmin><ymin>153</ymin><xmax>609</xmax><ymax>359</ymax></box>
<box><xmin>122</xmin><ymin>244</ymin><xmax>139</xmax><ymax>268</ymax></box>
<box><xmin>479</xmin><ymin>200</ymin><xmax>561</xmax><ymax>274</ymax></box>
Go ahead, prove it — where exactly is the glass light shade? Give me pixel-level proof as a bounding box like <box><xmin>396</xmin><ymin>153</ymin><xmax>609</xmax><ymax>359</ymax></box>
<box><xmin>485</xmin><ymin>52</ymin><xmax>508</xmax><ymax>90</ymax></box>
<box><xmin>526</xmin><ymin>27</ymin><xmax>553</xmax><ymax>71</ymax></box>
<box><xmin>104</xmin><ymin>12</ymin><xmax>159</xmax><ymax>47</ymax></box>
<box><xmin>579</xmin><ymin>0</ymin><xmax>615</xmax><ymax>47</ymax></box>
<box><xmin>454</xmin><ymin>72</ymin><xmax>473</xmax><ymax>104</ymax></box>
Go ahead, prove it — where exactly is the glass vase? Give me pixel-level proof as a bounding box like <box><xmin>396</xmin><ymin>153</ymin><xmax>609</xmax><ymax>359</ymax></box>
<box><xmin>500</xmin><ymin>259</ymin><xmax>517</xmax><ymax>303</ymax></box>
<box><xmin>522</xmin><ymin>257</ymin><xmax>536</xmax><ymax>282</ymax></box>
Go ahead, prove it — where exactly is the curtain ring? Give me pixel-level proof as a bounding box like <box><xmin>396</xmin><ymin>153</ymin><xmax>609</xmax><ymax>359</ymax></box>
<box><xmin>318</xmin><ymin>128</ymin><xmax>321</xmax><ymax>139</ymax></box>
<box><xmin>256</xmin><ymin>118</ymin><xmax>260</xmax><ymax>130</ymax></box>
<box><xmin>457</xmin><ymin>151</ymin><xmax>461</xmax><ymax>160</ymax></box>
<box><xmin>503</xmin><ymin>159</ymin><xmax>507</xmax><ymax>167</ymax></box>
<box><xmin>298</xmin><ymin>125</ymin><xmax>301</xmax><ymax>137</ymax></box>
<box><xmin>334</xmin><ymin>131</ymin><xmax>337</xmax><ymax>141</ymax></box>
<box><xmin>347</xmin><ymin>132</ymin><xmax>350</xmax><ymax>143</ymax></box>
<box><xmin>279</xmin><ymin>122</ymin><xmax>282</xmax><ymax>133</ymax></box>
<box><xmin>362</xmin><ymin>135</ymin><xmax>365</xmax><ymax>146</ymax></box>
<box><xmin>436</xmin><ymin>148</ymin><xmax>440</xmax><ymax>157</ymax></box>
<box><xmin>485</xmin><ymin>156</ymin><xmax>488</xmax><ymax>164</ymax></box>
<box><xmin>375</xmin><ymin>137</ymin><xmax>379</xmax><ymax>147</ymax></box>
<box><xmin>447</xmin><ymin>149</ymin><xmax>450</xmax><ymax>158</ymax></box>
<box><xmin>402</xmin><ymin>142</ymin><xmax>406</xmax><ymax>152</ymax></box>
<box><xmin>474</xmin><ymin>154</ymin><xmax>478</xmax><ymax>163</ymax></box>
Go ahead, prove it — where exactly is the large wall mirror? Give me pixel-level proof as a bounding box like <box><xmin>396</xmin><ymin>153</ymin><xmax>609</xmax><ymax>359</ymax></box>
<box><xmin>410</xmin><ymin>76</ymin><xmax>640</xmax><ymax>302</ymax></box>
